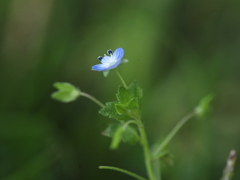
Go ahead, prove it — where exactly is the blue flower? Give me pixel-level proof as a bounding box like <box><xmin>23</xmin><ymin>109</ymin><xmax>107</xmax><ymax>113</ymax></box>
<box><xmin>92</xmin><ymin>48</ymin><xmax>124</xmax><ymax>71</ymax></box>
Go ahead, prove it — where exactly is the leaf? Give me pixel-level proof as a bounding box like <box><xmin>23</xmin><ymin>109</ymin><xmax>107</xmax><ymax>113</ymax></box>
<box><xmin>99</xmin><ymin>102</ymin><xmax>131</xmax><ymax>121</ymax></box>
<box><xmin>102</xmin><ymin>123</ymin><xmax>140</xmax><ymax>147</ymax></box>
<box><xmin>115</xmin><ymin>104</ymin><xmax>129</xmax><ymax>115</ymax></box>
<box><xmin>51</xmin><ymin>82</ymin><xmax>81</xmax><ymax>103</ymax></box>
<box><xmin>128</xmin><ymin>80</ymin><xmax>143</xmax><ymax>100</ymax></box>
<box><xmin>116</xmin><ymin>86</ymin><xmax>133</xmax><ymax>105</ymax></box>
<box><xmin>101</xmin><ymin>123</ymin><xmax>119</xmax><ymax>137</ymax></box>
<box><xmin>116</xmin><ymin>81</ymin><xmax>143</xmax><ymax>105</ymax></box>
<box><xmin>110</xmin><ymin>126</ymin><xmax>124</xmax><ymax>149</ymax></box>
<box><xmin>122</xmin><ymin>126</ymin><xmax>139</xmax><ymax>145</ymax></box>
<box><xmin>195</xmin><ymin>94</ymin><xmax>214</xmax><ymax>118</ymax></box>
<box><xmin>115</xmin><ymin>81</ymin><xmax>143</xmax><ymax>119</ymax></box>
<box><xmin>158</xmin><ymin>151</ymin><xmax>175</xmax><ymax>167</ymax></box>
<box><xmin>126</xmin><ymin>98</ymin><xmax>141</xmax><ymax>119</ymax></box>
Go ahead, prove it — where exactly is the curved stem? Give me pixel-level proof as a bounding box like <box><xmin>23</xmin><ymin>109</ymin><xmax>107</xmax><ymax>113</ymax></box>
<box><xmin>152</xmin><ymin>112</ymin><xmax>196</xmax><ymax>160</ymax></box>
<box><xmin>124</xmin><ymin>120</ymin><xmax>140</xmax><ymax>128</ymax></box>
<box><xmin>137</xmin><ymin>119</ymin><xmax>156</xmax><ymax>180</ymax></box>
<box><xmin>81</xmin><ymin>92</ymin><xmax>105</xmax><ymax>108</ymax></box>
<box><xmin>115</xmin><ymin>69</ymin><xmax>127</xmax><ymax>88</ymax></box>
<box><xmin>99</xmin><ymin>166</ymin><xmax>148</xmax><ymax>180</ymax></box>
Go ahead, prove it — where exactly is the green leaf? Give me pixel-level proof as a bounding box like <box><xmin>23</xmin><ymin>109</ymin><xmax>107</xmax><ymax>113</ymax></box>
<box><xmin>115</xmin><ymin>104</ymin><xmax>129</xmax><ymax>115</ymax></box>
<box><xmin>110</xmin><ymin>126</ymin><xmax>124</xmax><ymax>149</ymax></box>
<box><xmin>195</xmin><ymin>94</ymin><xmax>214</xmax><ymax>118</ymax></box>
<box><xmin>102</xmin><ymin>123</ymin><xmax>140</xmax><ymax>148</ymax></box>
<box><xmin>128</xmin><ymin>80</ymin><xmax>143</xmax><ymax>100</ymax></box>
<box><xmin>160</xmin><ymin>151</ymin><xmax>175</xmax><ymax>167</ymax></box>
<box><xmin>122</xmin><ymin>126</ymin><xmax>139</xmax><ymax>145</ymax></box>
<box><xmin>126</xmin><ymin>98</ymin><xmax>139</xmax><ymax>111</ymax></box>
<box><xmin>99</xmin><ymin>102</ymin><xmax>131</xmax><ymax>121</ymax></box>
<box><xmin>51</xmin><ymin>82</ymin><xmax>81</xmax><ymax>103</ymax></box>
<box><xmin>116</xmin><ymin>81</ymin><xmax>143</xmax><ymax>106</ymax></box>
<box><xmin>126</xmin><ymin>98</ymin><xmax>141</xmax><ymax>118</ymax></box>
<box><xmin>101</xmin><ymin>123</ymin><xmax>119</xmax><ymax>137</ymax></box>
<box><xmin>117</xmin><ymin>86</ymin><xmax>133</xmax><ymax>105</ymax></box>
<box><xmin>115</xmin><ymin>81</ymin><xmax>143</xmax><ymax>119</ymax></box>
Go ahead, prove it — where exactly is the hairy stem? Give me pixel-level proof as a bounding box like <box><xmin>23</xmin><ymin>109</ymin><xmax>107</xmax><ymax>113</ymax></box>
<box><xmin>115</xmin><ymin>69</ymin><xmax>127</xmax><ymax>88</ymax></box>
<box><xmin>81</xmin><ymin>92</ymin><xmax>105</xmax><ymax>108</ymax></box>
<box><xmin>99</xmin><ymin>166</ymin><xmax>148</xmax><ymax>180</ymax></box>
<box><xmin>137</xmin><ymin>119</ymin><xmax>156</xmax><ymax>180</ymax></box>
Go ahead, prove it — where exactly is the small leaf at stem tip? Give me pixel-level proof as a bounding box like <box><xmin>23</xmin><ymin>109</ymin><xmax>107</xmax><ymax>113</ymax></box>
<box><xmin>194</xmin><ymin>94</ymin><xmax>214</xmax><ymax>118</ymax></box>
<box><xmin>51</xmin><ymin>82</ymin><xmax>81</xmax><ymax>103</ymax></box>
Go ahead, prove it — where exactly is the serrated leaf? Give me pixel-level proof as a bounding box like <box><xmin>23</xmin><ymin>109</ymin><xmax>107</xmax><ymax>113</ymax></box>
<box><xmin>116</xmin><ymin>81</ymin><xmax>143</xmax><ymax>105</ymax></box>
<box><xmin>115</xmin><ymin>104</ymin><xmax>129</xmax><ymax>115</ymax></box>
<box><xmin>128</xmin><ymin>80</ymin><xmax>143</xmax><ymax>100</ymax></box>
<box><xmin>102</xmin><ymin>123</ymin><xmax>140</xmax><ymax>148</ymax></box>
<box><xmin>99</xmin><ymin>102</ymin><xmax>131</xmax><ymax>121</ymax></box>
<box><xmin>195</xmin><ymin>94</ymin><xmax>214</xmax><ymax>118</ymax></box>
<box><xmin>126</xmin><ymin>98</ymin><xmax>141</xmax><ymax>118</ymax></box>
<box><xmin>126</xmin><ymin>98</ymin><xmax>139</xmax><ymax>110</ymax></box>
<box><xmin>51</xmin><ymin>82</ymin><xmax>81</xmax><ymax>103</ymax></box>
<box><xmin>116</xmin><ymin>86</ymin><xmax>133</xmax><ymax>105</ymax></box>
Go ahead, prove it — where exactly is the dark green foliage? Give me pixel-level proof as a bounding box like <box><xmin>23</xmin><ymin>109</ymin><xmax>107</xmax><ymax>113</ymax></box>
<box><xmin>99</xmin><ymin>80</ymin><xmax>143</xmax><ymax>120</ymax></box>
<box><xmin>99</xmin><ymin>102</ymin><xmax>132</xmax><ymax>121</ymax></box>
<box><xmin>102</xmin><ymin>123</ymin><xmax>140</xmax><ymax>149</ymax></box>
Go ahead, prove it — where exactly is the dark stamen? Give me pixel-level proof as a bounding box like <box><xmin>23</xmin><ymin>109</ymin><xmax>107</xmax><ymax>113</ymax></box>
<box><xmin>97</xmin><ymin>56</ymin><xmax>103</xmax><ymax>61</ymax></box>
<box><xmin>107</xmin><ymin>49</ymin><xmax>113</xmax><ymax>55</ymax></box>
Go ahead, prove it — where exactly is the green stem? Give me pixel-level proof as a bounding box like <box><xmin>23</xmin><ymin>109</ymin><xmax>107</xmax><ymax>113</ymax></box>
<box><xmin>124</xmin><ymin>120</ymin><xmax>140</xmax><ymax>128</ymax></box>
<box><xmin>99</xmin><ymin>166</ymin><xmax>148</xmax><ymax>180</ymax></box>
<box><xmin>81</xmin><ymin>92</ymin><xmax>105</xmax><ymax>108</ymax></box>
<box><xmin>115</xmin><ymin>69</ymin><xmax>127</xmax><ymax>88</ymax></box>
<box><xmin>152</xmin><ymin>112</ymin><xmax>196</xmax><ymax>159</ymax></box>
<box><xmin>152</xmin><ymin>160</ymin><xmax>161</xmax><ymax>180</ymax></box>
<box><xmin>137</xmin><ymin>119</ymin><xmax>156</xmax><ymax>180</ymax></box>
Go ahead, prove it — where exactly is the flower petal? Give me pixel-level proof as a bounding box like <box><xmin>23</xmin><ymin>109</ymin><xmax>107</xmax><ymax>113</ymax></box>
<box><xmin>107</xmin><ymin>60</ymin><xmax>121</xmax><ymax>70</ymax></box>
<box><xmin>112</xmin><ymin>48</ymin><xmax>124</xmax><ymax>61</ymax></box>
<box><xmin>92</xmin><ymin>64</ymin><xmax>107</xmax><ymax>71</ymax></box>
<box><xmin>101</xmin><ymin>56</ymin><xmax>111</xmax><ymax>64</ymax></box>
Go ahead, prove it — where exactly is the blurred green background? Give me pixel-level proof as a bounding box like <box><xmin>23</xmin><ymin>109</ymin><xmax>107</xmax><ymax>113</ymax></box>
<box><xmin>0</xmin><ymin>0</ymin><xmax>240</xmax><ymax>179</ymax></box>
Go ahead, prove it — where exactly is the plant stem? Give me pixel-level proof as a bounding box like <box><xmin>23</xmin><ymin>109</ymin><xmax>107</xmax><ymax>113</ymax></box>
<box><xmin>115</xmin><ymin>69</ymin><xmax>127</xmax><ymax>88</ymax></box>
<box><xmin>124</xmin><ymin>120</ymin><xmax>140</xmax><ymax>128</ymax></box>
<box><xmin>99</xmin><ymin>166</ymin><xmax>148</xmax><ymax>180</ymax></box>
<box><xmin>152</xmin><ymin>112</ymin><xmax>196</xmax><ymax>159</ymax></box>
<box><xmin>81</xmin><ymin>92</ymin><xmax>105</xmax><ymax>108</ymax></box>
<box><xmin>137</xmin><ymin>119</ymin><xmax>156</xmax><ymax>180</ymax></box>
